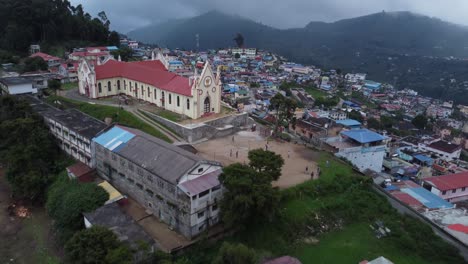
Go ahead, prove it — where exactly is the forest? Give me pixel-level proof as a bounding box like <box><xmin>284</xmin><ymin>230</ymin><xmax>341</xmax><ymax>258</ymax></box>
<box><xmin>0</xmin><ymin>0</ymin><xmax>118</xmax><ymax>56</ymax></box>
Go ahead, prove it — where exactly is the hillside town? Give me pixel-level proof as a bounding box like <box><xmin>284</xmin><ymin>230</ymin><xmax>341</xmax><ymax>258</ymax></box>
<box><xmin>2</xmin><ymin>38</ymin><xmax>468</xmax><ymax>264</ymax></box>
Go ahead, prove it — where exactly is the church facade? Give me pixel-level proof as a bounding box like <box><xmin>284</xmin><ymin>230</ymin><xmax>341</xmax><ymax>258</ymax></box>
<box><xmin>77</xmin><ymin>55</ymin><xmax>222</xmax><ymax>119</ymax></box>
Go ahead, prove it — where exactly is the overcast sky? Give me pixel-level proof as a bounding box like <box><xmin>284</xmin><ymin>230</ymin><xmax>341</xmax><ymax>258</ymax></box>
<box><xmin>70</xmin><ymin>0</ymin><xmax>468</xmax><ymax>33</ymax></box>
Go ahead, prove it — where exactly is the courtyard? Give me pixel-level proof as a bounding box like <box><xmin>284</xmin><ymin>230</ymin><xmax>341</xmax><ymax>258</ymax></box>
<box><xmin>194</xmin><ymin>130</ymin><xmax>320</xmax><ymax>188</ymax></box>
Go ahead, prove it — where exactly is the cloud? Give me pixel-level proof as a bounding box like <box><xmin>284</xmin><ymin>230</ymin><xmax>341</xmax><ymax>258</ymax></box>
<box><xmin>69</xmin><ymin>0</ymin><xmax>468</xmax><ymax>33</ymax></box>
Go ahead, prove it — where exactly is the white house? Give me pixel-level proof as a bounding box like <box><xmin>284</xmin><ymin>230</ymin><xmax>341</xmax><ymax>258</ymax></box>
<box><xmin>0</xmin><ymin>77</ymin><xmax>36</xmax><ymax>95</ymax></box>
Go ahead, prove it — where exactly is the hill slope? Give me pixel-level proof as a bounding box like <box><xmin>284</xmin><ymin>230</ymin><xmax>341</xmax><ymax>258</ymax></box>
<box><xmin>129</xmin><ymin>11</ymin><xmax>468</xmax><ymax>103</ymax></box>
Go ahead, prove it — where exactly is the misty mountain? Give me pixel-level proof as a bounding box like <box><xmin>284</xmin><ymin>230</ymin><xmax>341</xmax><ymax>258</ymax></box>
<box><xmin>129</xmin><ymin>11</ymin><xmax>468</xmax><ymax>103</ymax></box>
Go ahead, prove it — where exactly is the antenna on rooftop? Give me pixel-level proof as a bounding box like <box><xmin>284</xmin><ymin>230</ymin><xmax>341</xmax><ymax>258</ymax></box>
<box><xmin>195</xmin><ymin>33</ymin><xmax>200</xmax><ymax>51</ymax></box>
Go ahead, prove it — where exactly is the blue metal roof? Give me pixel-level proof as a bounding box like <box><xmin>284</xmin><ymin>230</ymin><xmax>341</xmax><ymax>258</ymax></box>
<box><xmin>341</xmin><ymin>129</ymin><xmax>386</xmax><ymax>144</ymax></box>
<box><xmin>93</xmin><ymin>126</ymin><xmax>135</xmax><ymax>152</ymax></box>
<box><xmin>336</xmin><ymin>119</ymin><xmax>361</xmax><ymax>127</ymax></box>
<box><xmin>401</xmin><ymin>187</ymin><xmax>454</xmax><ymax>209</ymax></box>
<box><xmin>413</xmin><ymin>154</ymin><xmax>433</xmax><ymax>163</ymax></box>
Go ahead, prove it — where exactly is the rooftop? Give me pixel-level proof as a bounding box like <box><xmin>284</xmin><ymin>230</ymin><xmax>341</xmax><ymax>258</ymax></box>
<box><xmin>94</xmin><ymin>125</ymin><xmax>211</xmax><ymax>184</ymax></box>
<box><xmin>335</xmin><ymin>119</ymin><xmax>361</xmax><ymax>127</ymax></box>
<box><xmin>401</xmin><ymin>187</ymin><xmax>454</xmax><ymax>209</ymax></box>
<box><xmin>427</xmin><ymin>140</ymin><xmax>461</xmax><ymax>154</ymax></box>
<box><xmin>0</xmin><ymin>77</ymin><xmax>32</xmax><ymax>86</ymax></box>
<box><xmin>83</xmin><ymin>202</ymin><xmax>154</xmax><ymax>248</ymax></box>
<box><xmin>95</xmin><ymin>59</ymin><xmax>193</xmax><ymax>96</ymax></box>
<box><xmin>424</xmin><ymin>171</ymin><xmax>468</xmax><ymax>191</ymax></box>
<box><xmin>341</xmin><ymin>129</ymin><xmax>386</xmax><ymax>144</ymax></box>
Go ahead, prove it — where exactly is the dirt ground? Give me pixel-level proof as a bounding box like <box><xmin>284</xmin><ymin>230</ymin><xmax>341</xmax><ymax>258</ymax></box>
<box><xmin>194</xmin><ymin>130</ymin><xmax>321</xmax><ymax>188</ymax></box>
<box><xmin>0</xmin><ymin>168</ymin><xmax>61</xmax><ymax>264</ymax></box>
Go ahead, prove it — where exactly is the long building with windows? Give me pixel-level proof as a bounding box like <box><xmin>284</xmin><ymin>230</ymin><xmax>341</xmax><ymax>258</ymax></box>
<box><xmin>93</xmin><ymin>125</ymin><xmax>223</xmax><ymax>239</ymax></box>
<box><xmin>77</xmin><ymin>55</ymin><xmax>222</xmax><ymax>119</ymax></box>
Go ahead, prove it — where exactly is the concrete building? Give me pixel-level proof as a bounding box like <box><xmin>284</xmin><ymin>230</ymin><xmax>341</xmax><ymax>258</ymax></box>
<box><xmin>27</xmin><ymin>97</ymin><xmax>107</xmax><ymax>167</ymax></box>
<box><xmin>421</xmin><ymin>140</ymin><xmax>462</xmax><ymax>161</ymax></box>
<box><xmin>0</xmin><ymin>77</ymin><xmax>36</xmax><ymax>95</ymax></box>
<box><xmin>325</xmin><ymin>129</ymin><xmax>387</xmax><ymax>172</ymax></box>
<box><xmin>93</xmin><ymin>125</ymin><xmax>223</xmax><ymax>239</ymax></box>
<box><xmin>423</xmin><ymin>172</ymin><xmax>468</xmax><ymax>202</ymax></box>
<box><xmin>78</xmin><ymin>57</ymin><xmax>222</xmax><ymax>119</ymax></box>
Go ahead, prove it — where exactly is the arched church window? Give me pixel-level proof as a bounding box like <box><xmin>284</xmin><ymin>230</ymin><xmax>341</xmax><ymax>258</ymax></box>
<box><xmin>123</xmin><ymin>80</ymin><xmax>126</xmax><ymax>90</ymax></box>
<box><xmin>177</xmin><ymin>96</ymin><xmax>180</xmax><ymax>107</ymax></box>
<box><xmin>107</xmin><ymin>81</ymin><xmax>111</xmax><ymax>92</ymax></box>
<box><xmin>117</xmin><ymin>80</ymin><xmax>121</xmax><ymax>90</ymax></box>
<box><xmin>154</xmin><ymin>89</ymin><xmax>157</xmax><ymax>99</ymax></box>
<box><xmin>98</xmin><ymin>83</ymin><xmax>102</xmax><ymax>93</ymax></box>
<box><xmin>187</xmin><ymin>99</ymin><xmax>190</xmax><ymax>110</ymax></box>
<box><xmin>169</xmin><ymin>94</ymin><xmax>172</xmax><ymax>104</ymax></box>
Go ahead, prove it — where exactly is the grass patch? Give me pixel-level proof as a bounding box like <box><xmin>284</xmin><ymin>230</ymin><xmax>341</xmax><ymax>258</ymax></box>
<box><xmin>181</xmin><ymin>152</ymin><xmax>464</xmax><ymax>264</ymax></box>
<box><xmin>294</xmin><ymin>223</ymin><xmax>428</xmax><ymax>264</ymax></box>
<box><xmin>23</xmin><ymin>214</ymin><xmax>61</xmax><ymax>264</ymax></box>
<box><xmin>156</xmin><ymin>109</ymin><xmax>182</xmax><ymax>122</ymax></box>
<box><xmin>303</xmin><ymin>86</ymin><xmax>327</xmax><ymax>99</ymax></box>
<box><xmin>61</xmin><ymin>82</ymin><xmax>77</xmax><ymax>90</ymax></box>
<box><xmin>139</xmin><ymin>110</ymin><xmax>180</xmax><ymax>137</ymax></box>
<box><xmin>45</xmin><ymin>96</ymin><xmax>172</xmax><ymax>143</ymax></box>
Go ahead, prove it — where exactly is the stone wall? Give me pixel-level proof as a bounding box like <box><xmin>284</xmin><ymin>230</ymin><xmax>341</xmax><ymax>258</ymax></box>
<box><xmin>141</xmin><ymin>110</ymin><xmax>252</xmax><ymax>143</ymax></box>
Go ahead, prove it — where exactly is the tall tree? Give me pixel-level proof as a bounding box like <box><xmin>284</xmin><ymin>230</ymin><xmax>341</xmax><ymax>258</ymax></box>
<box><xmin>248</xmin><ymin>149</ymin><xmax>284</xmax><ymax>181</ymax></box>
<box><xmin>412</xmin><ymin>114</ymin><xmax>428</xmax><ymax>130</ymax></box>
<box><xmin>65</xmin><ymin>226</ymin><xmax>132</xmax><ymax>264</ymax></box>
<box><xmin>219</xmin><ymin>150</ymin><xmax>282</xmax><ymax>228</ymax></box>
<box><xmin>269</xmin><ymin>93</ymin><xmax>297</xmax><ymax>134</ymax></box>
<box><xmin>46</xmin><ymin>177</ymin><xmax>108</xmax><ymax>234</ymax></box>
<box><xmin>213</xmin><ymin>242</ymin><xmax>257</xmax><ymax>264</ymax></box>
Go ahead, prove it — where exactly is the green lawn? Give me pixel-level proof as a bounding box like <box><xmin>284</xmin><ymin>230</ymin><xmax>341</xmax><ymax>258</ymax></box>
<box><xmin>23</xmin><ymin>212</ymin><xmax>61</xmax><ymax>264</ymax></box>
<box><xmin>294</xmin><ymin>223</ymin><xmax>428</xmax><ymax>264</ymax></box>
<box><xmin>156</xmin><ymin>109</ymin><xmax>182</xmax><ymax>122</ymax></box>
<box><xmin>303</xmin><ymin>86</ymin><xmax>327</xmax><ymax>99</ymax></box>
<box><xmin>45</xmin><ymin>96</ymin><xmax>172</xmax><ymax>143</ymax></box>
<box><xmin>61</xmin><ymin>82</ymin><xmax>77</xmax><ymax>90</ymax></box>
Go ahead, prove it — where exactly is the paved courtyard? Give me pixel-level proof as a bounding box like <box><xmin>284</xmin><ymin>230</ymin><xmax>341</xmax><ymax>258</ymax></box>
<box><xmin>194</xmin><ymin>130</ymin><xmax>320</xmax><ymax>188</ymax></box>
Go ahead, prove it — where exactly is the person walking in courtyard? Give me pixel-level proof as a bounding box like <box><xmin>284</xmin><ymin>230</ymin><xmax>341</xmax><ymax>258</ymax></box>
<box><xmin>305</xmin><ymin>166</ymin><xmax>309</xmax><ymax>174</ymax></box>
<box><xmin>288</xmin><ymin>150</ymin><xmax>291</xmax><ymax>158</ymax></box>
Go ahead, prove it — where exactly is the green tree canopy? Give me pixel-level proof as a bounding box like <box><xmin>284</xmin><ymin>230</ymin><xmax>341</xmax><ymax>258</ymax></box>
<box><xmin>108</xmin><ymin>31</ymin><xmax>120</xmax><ymax>47</ymax></box>
<box><xmin>213</xmin><ymin>242</ymin><xmax>257</xmax><ymax>264</ymax></box>
<box><xmin>248</xmin><ymin>149</ymin><xmax>284</xmax><ymax>181</ymax></box>
<box><xmin>412</xmin><ymin>114</ymin><xmax>428</xmax><ymax>129</ymax></box>
<box><xmin>0</xmin><ymin>96</ymin><xmax>62</xmax><ymax>202</ymax></box>
<box><xmin>22</xmin><ymin>56</ymin><xmax>48</xmax><ymax>73</ymax></box>
<box><xmin>269</xmin><ymin>93</ymin><xmax>297</xmax><ymax>134</ymax></box>
<box><xmin>46</xmin><ymin>177</ymin><xmax>108</xmax><ymax>233</ymax></box>
<box><xmin>219</xmin><ymin>149</ymin><xmax>282</xmax><ymax>228</ymax></box>
<box><xmin>48</xmin><ymin>79</ymin><xmax>62</xmax><ymax>94</ymax></box>
<box><xmin>111</xmin><ymin>46</ymin><xmax>133</xmax><ymax>62</ymax></box>
<box><xmin>65</xmin><ymin>226</ymin><xmax>132</xmax><ymax>264</ymax></box>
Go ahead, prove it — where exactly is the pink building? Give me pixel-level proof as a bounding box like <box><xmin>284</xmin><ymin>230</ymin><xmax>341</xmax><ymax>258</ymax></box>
<box><xmin>423</xmin><ymin>172</ymin><xmax>468</xmax><ymax>202</ymax></box>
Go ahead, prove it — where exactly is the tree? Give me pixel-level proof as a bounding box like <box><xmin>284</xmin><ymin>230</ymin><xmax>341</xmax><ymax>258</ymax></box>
<box><xmin>22</xmin><ymin>56</ymin><xmax>48</xmax><ymax>73</ymax></box>
<box><xmin>412</xmin><ymin>114</ymin><xmax>428</xmax><ymax>130</ymax></box>
<box><xmin>108</xmin><ymin>31</ymin><xmax>120</xmax><ymax>47</ymax></box>
<box><xmin>219</xmin><ymin>150</ymin><xmax>282</xmax><ymax>228</ymax></box>
<box><xmin>367</xmin><ymin>118</ymin><xmax>381</xmax><ymax>130</ymax></box>
<box><xmin>213</xmin><ymin>242</ymin><xmax>257</xmax><ymax>264</ymax></box>
<box><xmin>269</xmin><ymin>93</ymin><xmax>297</xmax><ymax>134</ymax></box>
<box><xmin>248</xmin><ymin>149</ymin><xmax>284</xmax><ymax>181</ymax></box>
<box><xmin>111</xmin><ymin>46</ymin><xmax>133</xmax><ymax>62</ymax></box>
<box><xmin>234</xmin><ymin>53</ymin><xmax>241</xmax><ymax>59</ymax></box>
<box><xmin>46</xmin><ymin>178</ymin><xmax>108</xmax><ymax>234</ymax></box>
<box><xmin>48</xmin><ymin>79</ymin><xmax>61</xmax><ymax>94</ymax></box>
<box><xmin>348</xmin><ymin>110</ymin><xmax>364</xmax><ymax>122</ymax></box>
<box><xmin>65</xmin><ymin>226</ymin><xmax>132</xmax><ymax>264</ymax></box>
<box><xmin>0</xmin><ymin>96</ymin><xmax>62</xmax><ymax>202</ymax></box>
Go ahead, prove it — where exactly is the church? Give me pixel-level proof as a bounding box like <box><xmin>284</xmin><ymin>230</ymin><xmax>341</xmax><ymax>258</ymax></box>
<box><xmin>77</xmin><ymin>53</ymin><xmax>222</xmax><ymax>119</ymax></box>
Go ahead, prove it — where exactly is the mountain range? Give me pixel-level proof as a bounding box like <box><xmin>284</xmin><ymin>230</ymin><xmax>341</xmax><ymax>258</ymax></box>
<box><xmin>128</xmin><ymin>11</ymin><xmax>468</xmax><ymax>104</ymax></box>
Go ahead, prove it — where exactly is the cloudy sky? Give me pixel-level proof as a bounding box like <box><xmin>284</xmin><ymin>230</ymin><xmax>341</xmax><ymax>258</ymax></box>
<box><xmin>70</xmin><ymin>0</ymin><xmax>468</xmax><ymax>33</ymax></box>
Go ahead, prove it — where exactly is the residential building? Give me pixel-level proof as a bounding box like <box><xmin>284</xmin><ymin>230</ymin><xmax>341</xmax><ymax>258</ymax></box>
<box><xmin>0</xmin><ymin>77</ymin><xmax>36</xmax><ymax>95</ymax></box>
<box><xmin>30</xmin><ymin>52</ymin><xmax>61</xmax><ymax>66</ymax></box>
<box><xmin>78</xmin><ymin>57</ymin><xmax>222</xmax><ymax>119</ymax></box>
<box><xmin>324</xmin><ymin>129</ymin><xmax>387</xmax><ymax>172</ymax></box>
<box><xmin>93</xmin><ymin>125</ymin><xmax>223</xmax><ymax>239</ymax></box>
<box><xmin>423</xmin><ymin>172</ymin><xmax>468</xmax><ymax>202</ymax></box>
<box><xmin>83</xmin><ymin>202</ymin><xmax>155</xmax><ymax>251</ymax></box>
<box><xmin>422</xmin><ymin>140</ymin><xmax>462</xmax><ymax>161</ymax></box>
<box><xmin>28</xmin><ymin>97</ymin><xmax>107</xmax><ymax>167</ymax></box>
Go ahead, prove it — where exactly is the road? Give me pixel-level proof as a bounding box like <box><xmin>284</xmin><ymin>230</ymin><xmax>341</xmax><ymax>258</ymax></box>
<box><xmin>373</xmin><ymin>185</ymin><xmax>468</xmax><ymax>261</ymax></box>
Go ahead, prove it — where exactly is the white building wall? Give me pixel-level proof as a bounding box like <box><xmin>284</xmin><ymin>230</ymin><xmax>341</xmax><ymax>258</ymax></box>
<box><xmin>336</xmin><ymin>146</ymin><xmax>386</xmax><ymax>172</ymax></box>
